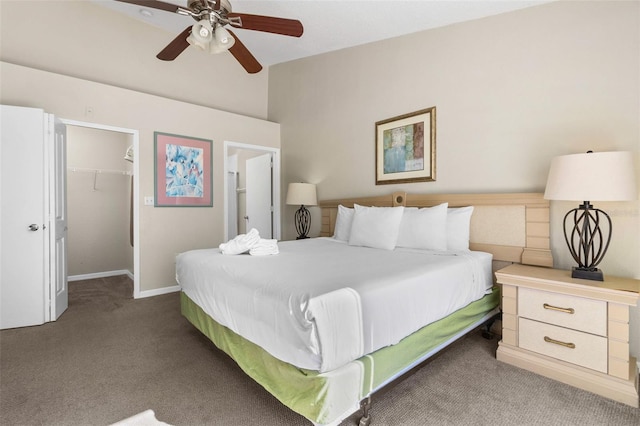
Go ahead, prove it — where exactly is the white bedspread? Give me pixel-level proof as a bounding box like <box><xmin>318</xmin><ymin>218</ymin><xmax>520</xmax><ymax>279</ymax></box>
<box><xmin>176</xmin><ymin>238</ymin><xmax>492</xmax><ymax>372</ymax></box>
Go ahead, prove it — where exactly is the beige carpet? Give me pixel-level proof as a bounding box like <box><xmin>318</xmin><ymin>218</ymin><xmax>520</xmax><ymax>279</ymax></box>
<box><xmin>1</xmin><ymin>276</ymin><xmax>639</xmax><ymax>425</ymax></box>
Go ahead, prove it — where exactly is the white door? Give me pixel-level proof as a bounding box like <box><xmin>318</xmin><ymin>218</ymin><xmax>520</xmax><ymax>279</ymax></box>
<box><xmin>50</xmin><ymin>117</ymin><xmax>68</xmax><ymax>320</ymax></box>
<box><xmin>227</xmin><ymin>171</ymin><xmax>238</xmax><ymax>239</ymax></box>
<box><xmin>0</xmin><ymin>105</ymin><xmax>48</xmax><ymax>329</ymax></box>
<box><xmin>245</xmin><ymin>153</ymin><xmax>273</xmax><ymax>238</ymax></box>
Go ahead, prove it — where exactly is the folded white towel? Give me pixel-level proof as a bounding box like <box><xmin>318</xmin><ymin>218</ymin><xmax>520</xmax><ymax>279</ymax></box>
<box><xmin>219</xmin><ymin>228</ymin><xmax>260</xmax><ymax>255</ymax></box>
<box><xmin>249</xmin><ymin>238</ymin><xmax>279</xmax><ymax>256</ymax></box>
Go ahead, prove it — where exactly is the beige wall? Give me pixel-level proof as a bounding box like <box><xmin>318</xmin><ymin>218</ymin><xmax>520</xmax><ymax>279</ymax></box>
<box><xmin>0</xmin><ymin>0</ymin><xmax>269</xmax><ymax>119</ymax></box>
<box><xmin>67</xmin><ymin>126</ymin><xmax>134</xmax><ymax>277</ymax></box>
<box><xmin>0</xmin><ymin>61</ymin><xmax>280</xmax><ymax>293</ymax></box>
<box><xmin>268</xmin><ymin>1</ymin><xmax>640</xmax><ymax>356</ymax></box>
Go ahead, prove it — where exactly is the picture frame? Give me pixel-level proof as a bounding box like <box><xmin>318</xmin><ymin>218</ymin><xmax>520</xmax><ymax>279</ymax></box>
<box><xmin>154</xmin><ymin>132</ymin><xmax>213</xmax><ymax>207</ymax></box>
<box><xmin>375</xmin><ymin>107</ymin><xmax>436</xmax><ymax>185</ymax></box>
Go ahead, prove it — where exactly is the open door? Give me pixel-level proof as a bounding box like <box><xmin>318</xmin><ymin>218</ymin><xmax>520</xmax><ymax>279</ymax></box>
<box><xmin>0</xmin><ymin>106</ymin><xmax>68</xmax><ymax>329</ymax></box>
<box><xmin>245</xmin><ymin>153</ymin><xmax>273</xmax><ymax>238</ymax></box>
<box><xmin>50</xmin><ymin>117</ymin><xmax>68</xmax><ymax>320</ymax></box>
<box><xmin>1</xmin><ymin>106</ymin><xmax>48</xmax><ymax>329</ymax></box>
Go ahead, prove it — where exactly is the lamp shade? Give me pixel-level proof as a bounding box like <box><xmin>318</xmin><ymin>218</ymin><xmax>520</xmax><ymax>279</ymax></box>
<box><xmin>544</xmin><ymin>151</ymin><xmax>637</xmax><ymax>201</ymax></box>
<box><xmin>286</xmin><ymin>183</ymin><xmax>317</xmax><ymax>206</ymax></box>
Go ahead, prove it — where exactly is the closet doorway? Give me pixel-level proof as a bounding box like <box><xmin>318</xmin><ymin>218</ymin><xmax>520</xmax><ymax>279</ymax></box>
<box><xmin>62</xmin><ymin>120</ymin><xmax>140</xmax><ymax>298</ymax></box>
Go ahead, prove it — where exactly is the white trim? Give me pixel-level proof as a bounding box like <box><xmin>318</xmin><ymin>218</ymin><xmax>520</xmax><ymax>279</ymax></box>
<box><xmin>223</xmin><ymin>141</ymin><xmax>281</xmax><ymax>242</ymax></box>
<box><xmin>43</xmin><ymin>113</ymin><xmax>53</xmax><ymax>322</ymax></box>
<box><xmin>69</xmin><ymin>270</ymin><xmax>179</xmax><ymax>299</ymax></box>
<box><xmin>60</xmin><ymin>119</ymin><xmax>141</xmax><ymax>299</ymax></box>
<box><xmin>68</xmin><ymin>269</ymin><xmax>133</xmax><ymax>282</ymax></box>
<box><xmin>137</xmin><ymin>285</ymin><xmax>181</xmax><ymax>299</ymax></box>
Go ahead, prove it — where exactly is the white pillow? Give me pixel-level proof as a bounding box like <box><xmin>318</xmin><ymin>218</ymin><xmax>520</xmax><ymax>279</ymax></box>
<box><xmin>396</xmin><ymin>203</ymin><xmax>449</xmax><ymax>250</ymax></box>
<box><xmin>348</xmin><ymin>204</ymin><xmax>404</xmax><ymax>250</ymax></box>
<box><xmin>447</xmin><ymin>206</ymin><xmax>474</xmax><ymax>251</ymax></box>
<box><xmin>333</xmin><ymin>205</ymin><xmax>354</xmax><ymax>241</ymax></box>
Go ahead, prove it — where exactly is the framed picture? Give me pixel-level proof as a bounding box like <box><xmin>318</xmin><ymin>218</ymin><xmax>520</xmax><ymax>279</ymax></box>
<box><xmin>154</xmin><ymin>132</ymin><xmax>213</xmax><ymax>207</ymax></box>
<box><xmin>375</xmin><ymin>107</ymin><xmax>436</xmax><ymax>185</ymax></box>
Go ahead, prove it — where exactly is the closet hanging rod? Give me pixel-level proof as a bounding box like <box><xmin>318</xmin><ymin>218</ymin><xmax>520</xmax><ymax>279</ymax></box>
<box><xmin>67</xmin><ymin>167</ymin><xmax>132</xmax><ymax>176</ymax></box>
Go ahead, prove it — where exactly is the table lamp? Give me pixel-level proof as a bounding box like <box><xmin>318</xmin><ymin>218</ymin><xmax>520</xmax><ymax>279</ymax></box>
<box><xmin>286</xmin><ymin>183</ymin><xmax>317</xmax><ymax>239</ymax></box>
<box><xmin>544</xmin><ymin>151</ymin><xmax>637</xmax><ymax>281</ymax></box>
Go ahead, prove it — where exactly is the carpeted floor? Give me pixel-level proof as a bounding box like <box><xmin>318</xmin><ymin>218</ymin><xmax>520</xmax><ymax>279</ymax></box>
<box><xmin>1</xmin><ymin>276</ymin><xmax>639</xmax><ymax>426</ymax></box>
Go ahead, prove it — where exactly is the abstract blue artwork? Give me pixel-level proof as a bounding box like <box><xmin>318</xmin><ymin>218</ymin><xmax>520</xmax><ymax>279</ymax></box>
<box><xmin>165</xmin><ymin>144</ymin><xmax>204</xmax><ymax>197</ymax></box>
<box><xmin>154</xmin><ymin>132</ymin><xmax>212</xmax><ymax>207</ymax></box>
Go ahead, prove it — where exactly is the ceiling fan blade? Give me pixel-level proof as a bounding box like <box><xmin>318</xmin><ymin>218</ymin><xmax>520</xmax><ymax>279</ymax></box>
<box><xmin>228</xmin><ymin>13</ymin><xmax>303</xmax><ymax>37</ymax></box>
<box><xmin>112</xmin><ymin>0</ymin><xmax>181</xmax><ymax>14</ymax></box>
<box><xmin>227</xmin><ymin>30</ymin><xmax>263</xmax><ymax>74</ymax></box>
<box><xmin>157</xmin><ymin>26</ymin><xmax>191</xmax><ymax>61</ymax></box>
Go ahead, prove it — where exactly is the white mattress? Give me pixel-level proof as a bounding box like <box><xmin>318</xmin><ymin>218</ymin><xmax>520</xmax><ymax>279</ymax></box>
<box><xmin>176</xmin><ymin>237</ymin><xmax>492</xmax><ymax>372</ymax></box>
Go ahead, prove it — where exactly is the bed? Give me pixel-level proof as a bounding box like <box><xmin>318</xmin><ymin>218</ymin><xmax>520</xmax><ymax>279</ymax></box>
<box><xmin>177</xmin><ymin>191</ymin><xmax>552</xmax><ymax>425</ymax></box>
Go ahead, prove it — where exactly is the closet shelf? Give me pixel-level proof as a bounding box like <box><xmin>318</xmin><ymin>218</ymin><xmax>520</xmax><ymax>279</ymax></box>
<box><xmin>67</xmin><ymin>167</ymin><xmax>132</xmax><ymax>176</ymax></box>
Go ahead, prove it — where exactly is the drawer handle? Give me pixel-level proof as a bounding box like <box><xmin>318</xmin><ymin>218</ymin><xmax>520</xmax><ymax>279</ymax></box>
<box><xmin>544</xmin><ymin>336</ymin><xmax>576</xmax><ymax>349</ymax></box>
<box><xmin>543</xmin><ymin>303</ymin><xmax>575</xmax><ymax>314</ymax></box>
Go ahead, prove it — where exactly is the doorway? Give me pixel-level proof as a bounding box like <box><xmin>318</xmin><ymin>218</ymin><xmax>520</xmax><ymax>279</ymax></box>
<box><xmin>61</xmin><ymin>119</ymin><xmax>140</xmax><ymax>298</ymax></box>
<box><xmin>224</xmin><ymin>142</ymin><xmax>281</xmax><ymax>242</ymax></box>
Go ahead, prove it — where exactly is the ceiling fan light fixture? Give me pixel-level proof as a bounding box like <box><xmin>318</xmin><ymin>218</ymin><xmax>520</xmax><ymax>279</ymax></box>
<box><xmin>215</xmin><ymin>25</ymin><xmax>232</xmax><ymax>45</ymax></box>
<box><xmin>210</xmin><ymin>26</ymin><xmax>235</xmax><ymax>53</ymax></box>
<box><xmin>187</xmin><ymin>19</ymin><xmax>214</xmax><ymax>50</ymax></box>
<box><xmin>114</xmin><ymin>0</ymin><xmax>303</xmax><ymax>72</ymax></box>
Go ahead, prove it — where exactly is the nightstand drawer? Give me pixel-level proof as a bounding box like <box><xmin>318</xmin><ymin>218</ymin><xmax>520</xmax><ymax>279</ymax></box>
<box><xmin>519</xmin><ymin>318</ymin><xmax>607</xmax><ymax>373</ymax></box>
<box><xmin>518</xmin><ymin>287</ymin><xmax>606</xmax><ymax>336</ymax></box>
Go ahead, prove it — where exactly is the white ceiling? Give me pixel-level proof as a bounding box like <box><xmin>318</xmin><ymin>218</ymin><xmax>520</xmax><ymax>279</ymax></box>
<box><xmin>94</xmin><ymin>0</ymin><xmax>552</xmax><ymax>68</ymax></box>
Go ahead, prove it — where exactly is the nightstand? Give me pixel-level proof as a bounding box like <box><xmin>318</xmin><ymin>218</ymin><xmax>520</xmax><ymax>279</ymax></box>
<box><xmin>495</xmin><ymin>264</ymin><xmax>640</xmax><ymax>407</ymax></box>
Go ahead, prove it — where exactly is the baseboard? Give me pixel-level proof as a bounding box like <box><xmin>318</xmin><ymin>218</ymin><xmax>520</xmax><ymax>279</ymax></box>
<box><xmin>69</xmin><ymin>270</ymin><xmax>180</xmax><ymax>300</ymax></box>
<box><xmin>69</xmin><ymin>269</ymin><xmax>133</xmax><ymax>282</ymax></box>
<box><xmin>135</xmin><ymin>285</ymin><xmax>181</xmax><ymax>299</ymax></box>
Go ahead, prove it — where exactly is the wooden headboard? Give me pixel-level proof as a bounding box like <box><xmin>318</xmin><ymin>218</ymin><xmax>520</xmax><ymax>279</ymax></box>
<box><xmin>319</xmin><ymin>192</ymin><xmax>553</xmax><ymax>268</ymax></box>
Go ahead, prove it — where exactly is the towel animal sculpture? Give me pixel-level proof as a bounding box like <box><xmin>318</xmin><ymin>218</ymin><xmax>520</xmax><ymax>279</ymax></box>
<box><xmin>219</xmin><ymin>228</ymin><xmax>279</xmax><ymax>256</ymax></box>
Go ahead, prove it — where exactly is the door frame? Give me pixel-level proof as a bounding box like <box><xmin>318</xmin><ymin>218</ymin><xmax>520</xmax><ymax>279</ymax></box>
<box><xmin>60</xmin><ymin>119</ymin><xmax>141</xmax><ymax>298</ymax></box>
<box><xmin>223</xmin><ymin>141</ymin><xmax>281</xmax><ymax>242</ymax></box>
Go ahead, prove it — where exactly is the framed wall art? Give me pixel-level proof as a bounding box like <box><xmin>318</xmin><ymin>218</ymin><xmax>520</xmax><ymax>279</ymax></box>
<box><xmin>154</xmin><ymin>132</ymin><xmax>212</xmax><ymax>207</ymax></box>
<box><xmin>375</xmin><ymin>107</ymin><xmax>436</xmax><ymax>185</ymax></box>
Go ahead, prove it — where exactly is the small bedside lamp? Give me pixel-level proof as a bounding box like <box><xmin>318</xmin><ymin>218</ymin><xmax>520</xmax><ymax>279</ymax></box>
<box><xmin>544</xmin><ymin>151</ymin><xmax>637</xmax><ymax>281</ymax></box>
<box><xmin>286</xmin><ymin>183</ymin><xmax>317</xmax><ymax>239</ymax></box>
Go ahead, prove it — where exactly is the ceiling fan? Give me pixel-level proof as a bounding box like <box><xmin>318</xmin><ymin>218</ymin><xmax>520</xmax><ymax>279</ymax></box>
<box><xmin>114</xmin><ymin>0</ymin><xmax>304</xmax><ymax>73</ymax></box>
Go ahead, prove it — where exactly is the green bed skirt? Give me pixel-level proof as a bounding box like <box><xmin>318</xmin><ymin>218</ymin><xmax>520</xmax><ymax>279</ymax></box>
<box><xmin>181</xmin><ymin>287</ymin><xmax>500</xmax><ymax>424</ymax></box>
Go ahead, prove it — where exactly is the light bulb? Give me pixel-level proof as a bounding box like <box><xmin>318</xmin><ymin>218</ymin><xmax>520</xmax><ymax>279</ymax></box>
<box><xmin>210</xmin><ymin>25</ymin><xmax>235</xmax><ymax>53</ymax></box>
<box><xmin>215</xmin><ymin>26</ymin><xmax>232</xmax><ymax>45</ymax></box>
<box><xmin>198</xmin><ymin>26</ymin><xmax>210</xmax><ymax>38</ymax></box>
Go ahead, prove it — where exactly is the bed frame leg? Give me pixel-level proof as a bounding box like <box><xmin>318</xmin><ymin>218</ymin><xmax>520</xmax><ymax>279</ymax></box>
<box><xmin>481</xmin><ymin>312</ymin><xmax>502</xmax><ymax>340</ymax></box>
<box><xmin>359</xmin><ymin>396</ymin><xmax>372</xmax><ymax>426</ymax></box>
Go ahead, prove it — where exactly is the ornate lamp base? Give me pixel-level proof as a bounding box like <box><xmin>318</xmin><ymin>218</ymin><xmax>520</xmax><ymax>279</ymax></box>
<box><xmin>563</xmin><ymin>201</ymin><xmax>611</xmax><ymax>282</ymax></box>
<box><xmin>571</xmin><ymin>267</ymin><xmax>604</xmax><ymax>281</ymax></box>
<box><xmin>294</xmin><ymin>205</ymin><xmax>311</xmax><ymax>239</ymax></box>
